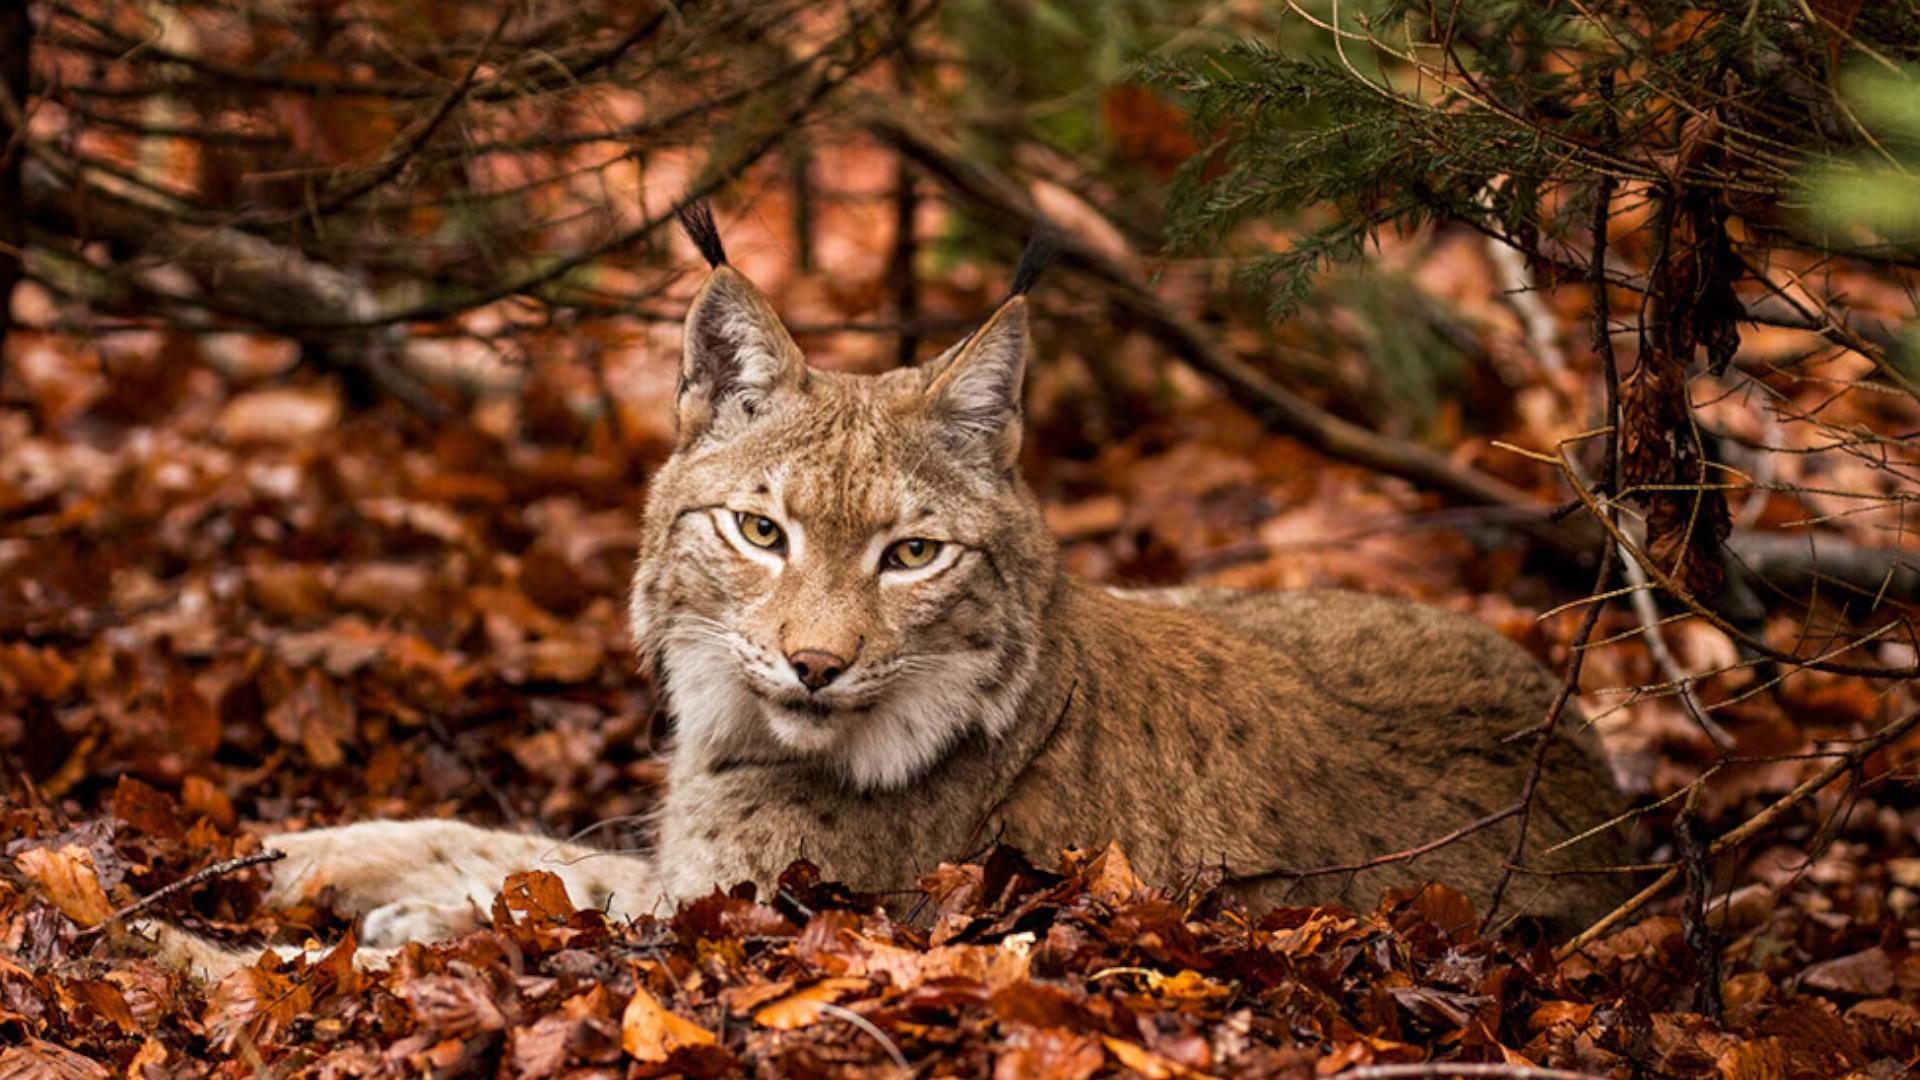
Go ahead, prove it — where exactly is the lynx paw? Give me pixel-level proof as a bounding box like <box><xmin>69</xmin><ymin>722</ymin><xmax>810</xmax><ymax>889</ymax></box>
<box><xmin>259</xmin><ymin>821</ymin><xmax>509</xmax><ymax>916</ymax></box>
<box><xmin>129</xmin><ymin>919</ymin><xmax>253</xmax><ymax>982</ymax></box>
<box><xmin>360</xmin><ymin>900</ymin><xmax>485</xmax><ymax>948</ymax></box>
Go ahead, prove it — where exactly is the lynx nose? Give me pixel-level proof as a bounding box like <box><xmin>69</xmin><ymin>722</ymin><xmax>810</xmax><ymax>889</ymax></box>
<box><xmin>786</xmin><ymin>649</ymin><xmax>847</xmax><ymax>692</ymax></box>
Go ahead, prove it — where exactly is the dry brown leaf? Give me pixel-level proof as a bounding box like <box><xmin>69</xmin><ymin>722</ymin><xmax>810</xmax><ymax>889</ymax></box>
<box><xmin>1801</xmin><ymin>947</ymin><xmax>1895</xmax><ymax>998</ymax></box>
<box><xmin>165</xmin><ymin>670</ymin><xmax>223</xmax><ymax>757</ymax></box>
<box><xmin>0</xmin><ymin>1040</ymin><xmax>111</xmax><ymax>1080</ymax></box>
<box><xmin>996</xmin><ymin>1026</ymin><xmax>1104</xmax><ymax>1080</ymax></box>
<box><xmin>264</xmin><ymin>669</ymin><xmax>356</xmax><ymax>768</ymax></box>
<box><xmin>1099</xmin><ymin>1036</ymin><xmax>1187</xmax><ymax>1080</ymax></box>
<box><xmin>752</xmin><ymin>977</ymin><xmax>869</xmax><ymax>1030</ymax></box>
<box><xmin>126</xmin><ymin>1038</ymin><xmax>168</xmax><ymax>1077</ymax></box>
<box><xmin>246</xmin><ymin>562</ymin><xmax>333</xmax><ymax>623</ymax></box>
<box><xmin>1044</xmin><ymin>496</ymin><xmax>1126</xmax><ymax>540</ymax></box>
<box><xmin>14</xmin><ymin>845</ymin><xmax>114</xmax><ymax>927</ymax></box>
<box><xmin>69</xmin><ymin>980</ymin><xmax>139</xmax><ymax>1035</ymax></box>
<box><xmin>522</xmin><ymin>636</ymin><xmax>604</xmax><ymax>684</ymax></box>
<box><xmin>1527</xmin><ymin>1000</ymin><xmax>1596</xmax><ymax>1032</ymax></box>
<box><xmin>1087</xmin><ymin>841</ymin><xmax>1146</xmax><ymax>904</ymax></box>
<box><xmin>398</xmin><ymin>974</ymin><xmax>508</xmax><ymax>1035</ymax></box>
<box><xmin>1715</xmin><ymin>1036</ymin><xmax>1788</xmax><ymax>1080</ymax></box>
<box><xmin>333</xmin><ymin>562</ymin><xmax>433</xmax><ymax>617</ymax></box>
<box><xmin>620</xmin><ymin>985</ymin><xmax>715</xmax><ymax>1063</ymax></box>
<box><xmin>216</xmin><ymin>386</ymin><xmax>341</xmax><ymax>445</ymax></box>
<box><xmin>203</xmin><ymin>965</ymin><xmax>313</xmax><ymax>1054</ymax></box>
<box><xmin>0</xmin><ymin>642</ymin><xmax>77</xmax><ymax>699</ymax></box>
<box><xmin>502</xmin><ymin>870</ymin><xmax>576</xmax><ymax>921</ymax></box>
<box><xmin>849</xmin><ymin>935</ymin><xmax>1033</xmax><ymax>992</ymax></box>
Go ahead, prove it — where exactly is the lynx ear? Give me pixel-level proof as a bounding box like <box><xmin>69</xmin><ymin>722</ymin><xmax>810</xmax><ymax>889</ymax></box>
<box><xmin>921</xmin><ymin>298</ymin><xmax>1028</xmax><ymax>469</ymax></box>
<box><xmin>678</xmin><ymin>267</ymin><xmax>806</xmax><ymax>446</ymax></box>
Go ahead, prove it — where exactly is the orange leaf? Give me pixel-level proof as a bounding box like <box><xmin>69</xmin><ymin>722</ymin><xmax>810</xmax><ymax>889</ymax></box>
<box><xmin>0</xmin><ymin>1039</ymin><xmax>110</xmax><ymax>1080</ymax></box>
<box><xmin>1087</xmin><ymin>841</ymin><xmax>1146</xmax><ymax>904</ymax></box>
<box><xmin>69</xmin><ymin>980</ymin><xmax>138</xmax><ymax>1035</ymax></box>
<box><xmin>502</xmin><ymin>870</ymin><xmax>576</xmax><ymax>921</ymax></box>
<box><xmin>1715</xmin><ymin>1036</ymin><xmax>1788</xmax><ymax>1080</ymax></box>
<box><xmin>997</xmin><ymin>1026</ymin><xmax>1104</xmax><ymax>1080</ymax></box>
<box><xmin>13</xmin><ymin>845</ymin><xmax>114</xmax><ymax>927</ymax></box>
<box><xmin>752</xmin><ymin>978</ymin><xmax>869</xmax><ymax>1030</ymax></box>
<box><xmin>203</xmin><ymin>965</ymin><xmax>313</xmax><ymax>1054</ymax></box>
<box><xmin>1099</xmin><ymin>1037</ymin><xmax>1184</xmax><ymax>1080</ymax></box>
<box><xmin>621</xmin><ymin>986</ymin><xmax>715</xmax><ymax>1063</ymax></box>
<box><xmin>1527</xmin><ymin>1000</ymin><xmax>1596</xmax><ymax>1032</ymax></box>
<box><xmin>849</xmin><ymin>936</ymin><xmax>1033</xmax><ymax>992</ymax></box>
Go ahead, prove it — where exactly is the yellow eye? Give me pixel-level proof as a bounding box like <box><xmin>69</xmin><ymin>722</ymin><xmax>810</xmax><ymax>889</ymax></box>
<box><xmin>735</xmin><ymin>512</ymin><xmax>785</xmax><ymax>550</ymax></box>
<box><xmin>883</xmin><ymin>538</ymin><xmax>943</xmax><ymax>571</ymax></box>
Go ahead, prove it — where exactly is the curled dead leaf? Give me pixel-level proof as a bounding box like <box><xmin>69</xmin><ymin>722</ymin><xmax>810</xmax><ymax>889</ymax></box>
<box><xmin>502</xmin><ymin>870</ymin><xmax>576</xmax><ymax>922</ymax></box>
<box><xmin>13</xmin><ymin>845</ymin><xmax>114</xmax><ymax>927</ymax></box>
<box><xmin>996</xmin><ymin>1025</ymin><xmax>1104</xmax><ymax>1080</ymax></box>
<box><xmin>216</xmin><ymin>386</ymin><xmax>340</xmax><ymax>445</ymax></box>
<box><xmin>1087</xmin><ymin>841</ymin><xmax>1146</xmax><ymax>904</ymax></box>
<box><xmin>752</xmin><ymin>977</ymin><xmax>869</xmax><ymax>1030</ymax></box>
<box><xmin>1099</xmin><ymin>1036</ymin><xmax>1189</xmax><ymax>1080</ymax></box>
<box><xmin>1801</xmin><ymin>947</ymin><xmax>1895</xmax><ymax>998</ymax></box>
<box><xmin>398</xmin><ymin>974</ymin><xmax>508</xmax><ymax>1035</ymax></box>
<box><xmin>620</xmin><ymin>985</ymin><xmax>715</xmax><ymax>1063</ymax></box>
<box><xmin>0</xmin><ymin>1040</ymin><xmax>111</xmax><ymax>1080</ymax></box>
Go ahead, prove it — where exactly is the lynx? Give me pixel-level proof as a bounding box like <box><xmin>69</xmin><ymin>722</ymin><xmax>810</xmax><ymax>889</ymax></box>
<box><xmin>152</xmin><ymin>208</ymin><xmax>1629</xmax><ymax>978</ymax></box>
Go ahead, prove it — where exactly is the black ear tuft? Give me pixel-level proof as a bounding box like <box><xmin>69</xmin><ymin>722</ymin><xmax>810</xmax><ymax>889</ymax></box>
<box><xmin>675</xmin><ymin>200</ymin><xmax>728</xmax><ymax>268</ymax></box>
<box><xmin>1007</xmin><ymin>228</ymin><xmax>1060</xmax><ymax>298</ymax></box>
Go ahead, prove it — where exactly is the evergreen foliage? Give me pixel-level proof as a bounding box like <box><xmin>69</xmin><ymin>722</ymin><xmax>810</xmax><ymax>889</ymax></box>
<box><xmin>1147</xmin><ymin>2</ymin><xmax>1920</xmax><ymax>320</ymax></box>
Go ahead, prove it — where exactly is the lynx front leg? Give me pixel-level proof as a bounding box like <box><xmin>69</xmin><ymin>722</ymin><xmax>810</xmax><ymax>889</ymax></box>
<box><xmin>265</xmin><ymin>820</ymin><xmax>661</xmax><ymax>946</ymax></box>
<box><xmin>134</xmin><ymin>919</ymin><xmax>404</xmax><ymax>982</ymax></box>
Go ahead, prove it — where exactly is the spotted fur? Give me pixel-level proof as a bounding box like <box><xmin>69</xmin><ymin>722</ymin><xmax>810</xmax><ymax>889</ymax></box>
<box><xmin>150</xmin><ymin>242</ymin><xmax>1631</xmax><ymax>981</ymax></box>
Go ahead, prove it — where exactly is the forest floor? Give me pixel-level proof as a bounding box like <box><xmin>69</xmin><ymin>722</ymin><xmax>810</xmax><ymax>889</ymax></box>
<box><xmin>3</xmin><ymin>159</ymin><xmax>1919</xmax><ymax>1077</ymax></box>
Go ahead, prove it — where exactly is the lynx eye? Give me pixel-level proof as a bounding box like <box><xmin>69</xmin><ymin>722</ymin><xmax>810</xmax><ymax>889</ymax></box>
<box><xmin>734</xmin><ymin>512</ymin><xmax>786</xmax><ymax>551</ymax></box>
<box><xmin>882</xmin><ymin>538</ymin><xmax>943</xmax><ymax>571</ymax></box>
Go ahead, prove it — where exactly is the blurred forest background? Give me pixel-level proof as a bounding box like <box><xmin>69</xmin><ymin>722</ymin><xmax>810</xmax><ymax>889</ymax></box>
<box><xmin>3</xmin><ymin>1</ymin><xmax>1920</xmax><ymax>1076</ymax></box>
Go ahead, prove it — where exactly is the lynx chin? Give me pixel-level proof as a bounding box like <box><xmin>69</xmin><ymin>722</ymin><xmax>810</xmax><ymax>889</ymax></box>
<box><xmin>148</xmin><ymin>206</ymin><xmax>1631</xmax><ymax>978</ymax></box>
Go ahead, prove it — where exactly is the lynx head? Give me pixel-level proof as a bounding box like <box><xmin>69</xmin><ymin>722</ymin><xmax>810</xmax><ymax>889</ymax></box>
<box><xmin>628</xmin><ymin>206</ymin><xmax>1061</xmax><ymax>789</ymax></box>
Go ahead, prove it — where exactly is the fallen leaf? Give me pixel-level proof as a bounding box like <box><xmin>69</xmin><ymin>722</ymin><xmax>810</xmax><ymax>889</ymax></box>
<box><xmin>620</xmin><ymin>985</ymin><xmax>715</xmax><ymax>1063</ymax></box>
<box><xmin>398</xmin><ymin>974</ymin><xmax>508</xmax><ymax>1035</ymax></box>
<box><xmin>844</xmin><ymin>935</ymin><xmax>1033</xmax><ymax>992</ymax></box>
<box><xmin>69</xmin><ymin>980</ymin><xmax>139</xmax><ymax>1035</ymax></box>
<box><xmin>1528</xmin><ymin>1000</ymin><xmax>1596</xmax><ymax>1031</ymax></box>
<box><xmin>1087</xmin><ymin>841</ymin><xmax>1146</xmax><ymax>904</ymax></box>
<box><xmin>13</xmin><ymin>845</ymin><xmax>114</xmax><ymax>927</ymax></box>
<box><xmin>522</xmin><ymin>636</ymin><xmax>604</xmax><ymax>684</ymax></box>
<box><xmin>216</xmin><ymin>385</ymin><xmax>341</xmax><ymax>445</ymax></box>
<box><xmin>203</xmin><ymin>965</ymin><xmax>313</xmax><ymax>1053</ymax></box>
<box><xmin>752</xmin><ymin>977</ymin><xmax>869</xmax><ymax>1030</ymax></box>
<box><xmin>1801</xmin><ymin>947</ymin><xmax>1895</xmax><ymax>997</ymax></box>
<box><xmin>1100</xmin><ymin>1036</ymin><xmax>1185</xmax><ymax>1080</ymax></box>
<box><xmin>1715</xmin><ymin>1036</ymin><xmax>1788</xmax><ymax>1080</ymax></box>
<box><xmin>264</xmin><ymin>668</ymin><xmax>356</xmax><ymax>768</ymax></box>
<box><xmin>0</xmin><ymin>1040</ymin><xmax>111</xmax><ymax>1080</ymax></box>
<box><xmin>502</xmin><ymin>870</ymin><xmax>577</xmax><ymax>921</ymax></box>
<box><xmin>997</xmin><ymin>1025</ymin><xmax>1104</xmax><ymax>1080</ymax></box>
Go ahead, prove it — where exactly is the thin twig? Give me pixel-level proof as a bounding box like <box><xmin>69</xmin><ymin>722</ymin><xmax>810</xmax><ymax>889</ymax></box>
<box><xmin>1675</xmin><ymin>784</ymin><xmax>1723</xmax><ymax>1022</ymax></box>
<box><xmin>1252</xmin><ymin>803</ymin><xmax>1520</xmax><ymax>887</ymax></box>
<box><xmin>1619</xmin><ymin>540</ymin><xmax>1734</xmax><ymax>748</ymax></box>
<box><xmin>1481</xmin><ymin>541</ymin><xmax>1617</xmax><ymax>930</ymax></box>
<box><xmin>1557</xmin><ymin>707</ymin><xmax>1920</xmax><ymax>960</ymax></box>
<box><xmin>1480</xmin><ymin>131</ymin><xmax>1624</xmax><ymax>930</ymax></box>
<box><xmin>815</xmin><ymin>1002</ymin><xmax>911</xmax><ymax>1077</ymax></box>
<box><xmin>82</xmin><ymin>849</ymin><xmax>286</xmax><ymax>935</ymax></box>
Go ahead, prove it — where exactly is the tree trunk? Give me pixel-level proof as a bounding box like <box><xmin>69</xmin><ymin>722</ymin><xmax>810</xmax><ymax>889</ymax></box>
<box><xmin>0</xmin><ymin>0</ymin><xmax>31</xmax><ymax>381</ymax></box>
